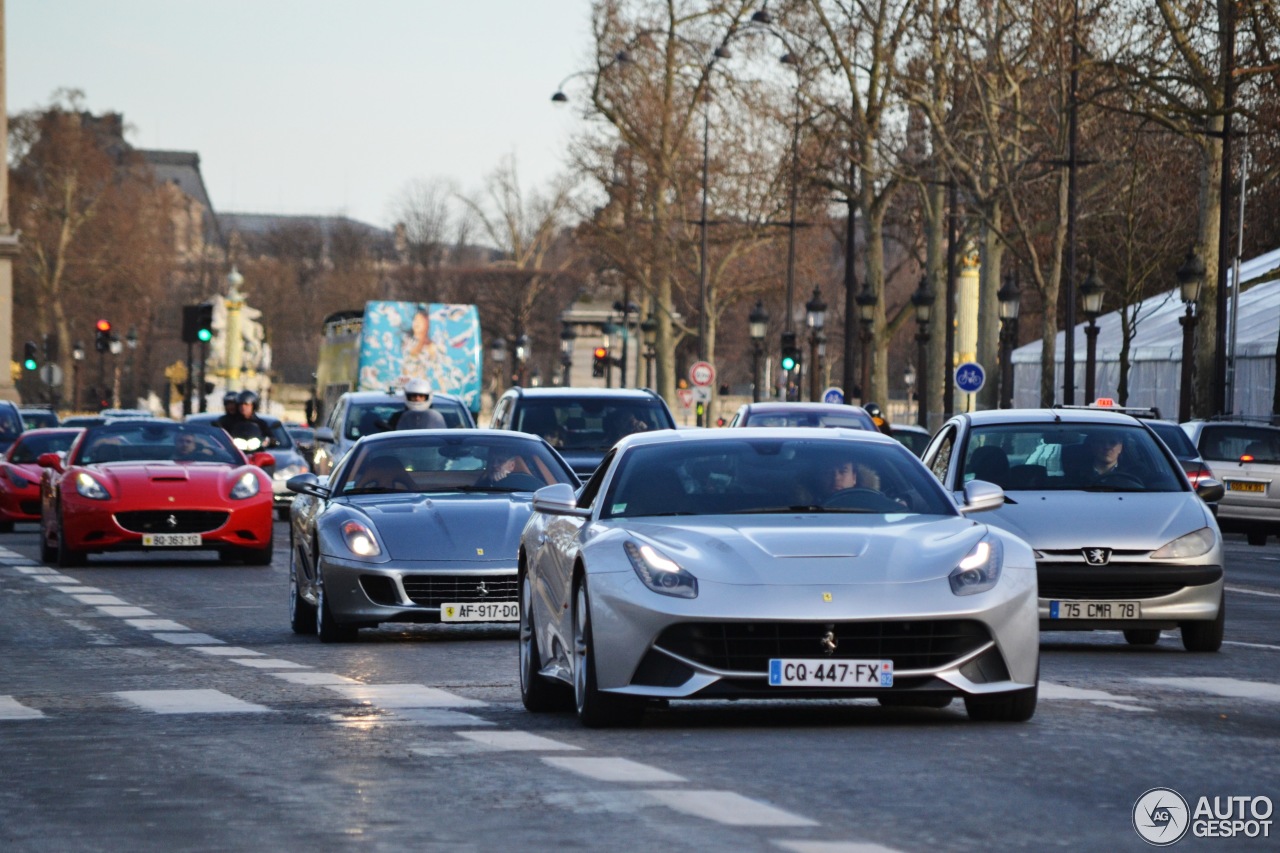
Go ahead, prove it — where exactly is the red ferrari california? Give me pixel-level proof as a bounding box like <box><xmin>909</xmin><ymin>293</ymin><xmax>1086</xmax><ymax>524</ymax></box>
<box><xmin>39</xmin><ymin>420</ymin><xmax>275</xmax><ymax>567</ymax></box>
<box><xmin>0</xmin><ymin>428</ymin><xmax>83</xmax><ymax>531</ymax></box>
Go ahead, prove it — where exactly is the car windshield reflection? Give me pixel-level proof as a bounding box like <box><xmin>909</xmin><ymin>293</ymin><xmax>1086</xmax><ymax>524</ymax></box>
<box><xmin>337</xmin><ymin>436</ymin><xmax>576</xmax><ymax>495</ymax></box>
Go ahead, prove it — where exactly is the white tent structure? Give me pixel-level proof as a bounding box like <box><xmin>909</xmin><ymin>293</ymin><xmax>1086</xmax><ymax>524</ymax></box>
<box><xmin>1012</xmin><ymin>246</ymin><xmax>1280</xmax><ymax>417</ymax></box>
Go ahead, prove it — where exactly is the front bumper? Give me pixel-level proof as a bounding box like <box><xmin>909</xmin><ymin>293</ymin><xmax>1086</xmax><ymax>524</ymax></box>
<box><xmin>1037</xmin><ymin>562</ymin><xmax>1223</xmax><ymax>629</ymax></box>
<box><xmin>61</xmin><ymin>498</ymin><xmax>273</xmax><ymax>555</ymax></box>
<box><xmin>583</xmin><ymin>567</ymin><xmax>1039</xmax><ymax>701</ymax></box>
<box><xmin>319</xmin><ymin>555</ymin><xmax>518</xmax><ymax>625</ymax></box>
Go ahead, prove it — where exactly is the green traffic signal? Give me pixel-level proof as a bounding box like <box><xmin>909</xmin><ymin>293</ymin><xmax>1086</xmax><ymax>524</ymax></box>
<box><xmin>197</xmin><ymin>328</ymin><xmax>212</xmax><ymax>342</ymax></box>
<box><xmin>780</xmin><ymin>354</ymin><xmax>796</xmax><ymax>371</ymax></box>
<box><xmin>22</xmin><ymin>341</ymin><xmax>38</xmax><ymax>370</ymax></box>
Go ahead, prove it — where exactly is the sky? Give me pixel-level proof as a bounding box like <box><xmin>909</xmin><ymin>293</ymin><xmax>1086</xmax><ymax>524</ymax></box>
<box><xmin>9</xmin><ymin>0</ymin><xmax>597</xmax><ymax>228</ymax></box>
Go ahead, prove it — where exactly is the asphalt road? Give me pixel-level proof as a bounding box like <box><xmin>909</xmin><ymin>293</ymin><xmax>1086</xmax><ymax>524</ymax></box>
<box><xmin>1</xmin><ymin>521</ymin><xmax>1277</xmax><ymax>852</ymax></box>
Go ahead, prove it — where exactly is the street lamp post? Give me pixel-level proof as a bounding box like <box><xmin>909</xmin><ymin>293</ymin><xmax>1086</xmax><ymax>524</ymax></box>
<box><xmin>749</xmin><ymin>300</ymin><xmax>768</xmax><ymax>403</ymax></box>
<box><xmin>125</xmin><ymin>326</ymin><xmax>138</xmax><ymax>407</ymax></box>
<box><xmin>108</xmin><ymin>334</ymin><xmax>123</xmax><ymax>409</ymax></box>
<box><xmin>72</xmin><ymin>341</ymin><xmax>85</xmax><ymax>411</ymax></box>
<box><xmin>641</xmin><ymin>313</ymin><xmax>657</xmax><ymax>389</ymax></box>
<box><xmin>514</xmin><ymin>335</ymin><xmax>529</xmax><ymax>387</ymax></box>
<box><xmin>911</xmin><ymin>277</ymin><xmax>935</xmax><ymax>428</ymax></box>
<box><xmin>1178</xmin><ymin>249</ymin><xmax>1206</xmax><ymax>423</ymax></box>
<box><xmin>489</xmin><ymin>338</ymin><xmax>508</xmax><ymax>394</ymax></box>
<box><xmin>997</xmin><ymin>273</ymin><xmax>1022</xmax><ymax>409</ymax></box>
<box><xmin>559</xmin><ymin>324</ymin><xmax>576</xmax><ymax>387</ymax></box>
<box><xmin>1080</xmin><ymin>265</ymin><xmax>1105</xmax><ymax>404</ymax></box>
<box><xmin>904</xmin><ymin>364</ymin><xmax>917</xmax><ymax>421</ymax></box>
<box><xmin>804</xmin><ymin>286</ymin><xmax>826</xmax><ymax>401</ymax></box>
<box><xmin>781</xmin><ymin>50</ymin><xmax>803</xmax><ymax>401</ymax></box>
<box><xmin>856</xmin><ymin>291</ymin><xmax>877</xmax><ymax>402</ymax></box>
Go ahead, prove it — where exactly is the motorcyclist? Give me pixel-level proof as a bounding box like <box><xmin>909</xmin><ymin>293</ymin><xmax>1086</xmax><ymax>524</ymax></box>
<box><xmin>389</xmin><ymin>379</ymin><xmax>446</xmax><ymax>430</ymax></box>
<box><xmin>223</xmin><ymin>390</ymin><xmax>273</xmax><ymax>450</ymax></box>
<box><xmin>214</xmin><ymin>391</ymin><xmax>239</xmax><ymax>430</ymax></box>
<box><xmin>864</xmin><ymin>401</ymin><xmax>893</xmax><ymax>435</ymax></box>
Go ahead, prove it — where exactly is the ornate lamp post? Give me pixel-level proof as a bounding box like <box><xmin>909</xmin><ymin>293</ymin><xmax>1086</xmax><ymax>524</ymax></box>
<box><xmin>749</xmin><ymin>300</ymin><xmax>769</xmax><ymax>402</ymax></box>
<box><xmin>489</xmin><ymin>338</ymin><xmax>508</xmax><ymax>392</ymax></box>
<box><xmin>1080</xmin><ymin>265</ymin><xmax>1105</xmax><ymax>404</ymax></box>
<box><xmin>514</xmin><ymin>334</ymin><xmax>529</xmax><ymax>387</ymax></box>
<box><xmin>997</xmin><ymin>273</ymin><xmax>1022</xmax><ymax>409</ymax></box>
<box><xmin>559</xmin><ymin>324</ymin><xmax>577</xmax><ymax>387</ymax></box>
<box><xmin>641</xmin><ymin>313</ymin><xmax>657</xmax><ymax>389</ymax></box>
<box><xmin>1178</xmin><ymin>248</ymin><xmax>1206</xmax><ymax>423</ymax></box>
<box><xmin>804</xmin><ymin>287</ymin><xmax>827</xmax><ymax>402</ymax></box>
<box><xmin>856</xmin><ymin>290</ymin><xmax>876</xmax><ymax>401</ymax></box>
<box><xmin>108</xmin><ymin>333</ymin><xmax>124</xmax><ymax>409</ymax></box>
<box><xmin>72</xmin><ymin>341</ymin><xmax>85</xmax><ymax>411</ymax></box>
<box><xmin>910</xmin><ymin>277</ymin><xmax>934</xmax><ymax>427</ymax></box>
<box><xmin>903</xmin><ymin>364</ymin><xmax>917</xmax><ymax>421</ymax></box>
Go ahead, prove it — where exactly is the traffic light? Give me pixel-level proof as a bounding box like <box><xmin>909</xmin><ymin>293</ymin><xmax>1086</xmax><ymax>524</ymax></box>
<box><xmin>22</xmin><ymin>341</ymin><xmax>38</xmax><ymax>371</ymax></box>
<box><xmin>780</xmin><ymin>332</ymin><xmax>799</xmax><ymax>372</ymax></box>
<box><xmin>95</xmin><ymin>319</ymin><xmax>112</xmax><ymax>352</ymax></box>
<box><xmin>592</xmin><ymin>346</ymin><xmax>609</xmax><ymax>378</ymax></box>
<box><xmin>196</xmin><ymin>303</ymin><xmax>214</xmax><ymax>342</ymax></box>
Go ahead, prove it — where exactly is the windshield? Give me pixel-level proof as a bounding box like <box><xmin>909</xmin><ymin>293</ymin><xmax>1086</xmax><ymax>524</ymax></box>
<box><xmin>602</xmin><ymin>437</ymin><xmax>955</xmax><ymax>519</ymax></box>
<box><xmin>960</xmin><ymin>424</ymin><xmax>1183</xmax><ymax>492</ymax></box>
<box><xmin>74</xmin><ymin>422</ymin><xmax>241</xmax><ymax>465</ymax></box>
<box><xmin>335</xmin><ymin>435</ymin><xmax>577</xmax><ymax>495</ymax></box>
<box><xmin>345</xmin><ymin>400</ymin><xmax>467</xmax><ymax>439</ymax></box>
<box><xmin>10</xmin><ymin>431</ymin><xmax>80</xmax><ymax>463</ymax></box>
<box><xmin>515</xmin><ymin>400</ymin><xmax>671</xmax><ymax>451</ymax></box>
<box><xmin>1197</xmin><ymin>424</ymin><xmax>1280</xmax><ymax>464</ymax></box>
<box><xmin>744</xmin><ymin>410</ymin><xmax>876</xmax><ymax>430</ymax></box>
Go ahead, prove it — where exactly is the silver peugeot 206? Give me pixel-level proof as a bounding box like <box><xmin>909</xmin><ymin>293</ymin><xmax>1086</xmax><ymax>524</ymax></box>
<box><xmin>519</xmin><ymin>428</ymin><xmax>1039</xmax><ymax>727</ymax></box>
<box><xmin>921</xmin><ymin>408</ymin><xmax>1225</xmax><ymax>652</ymax></box>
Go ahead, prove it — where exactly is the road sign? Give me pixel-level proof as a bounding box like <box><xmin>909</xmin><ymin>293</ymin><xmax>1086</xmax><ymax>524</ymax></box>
<box><xmin>692</xmin><ymin>386</ymin><xmax>711</xmax><ymax>403</ymax></box>
<box><xmin>954</xmin><ymin>362</ymin><xmax>985</xmax><ymax>394</ymax></box>
<box><xmin>689</xmin><ymin>361</ymin><xmax>716</xmax><ymax>387</ymax></box>
<box><xmin>38</xmin><ymin>363</ymin><xmax>64</xmax><ymax>387</ymax></box>
<box><xmin>823</xmin><ymin>387</ymin><xmax>844</xmax><ymax>404</ymax></box>
<box><xmin>677</xmin><ymin>388</ymin><xmax>694</xmax><ymax>409</ymax></box>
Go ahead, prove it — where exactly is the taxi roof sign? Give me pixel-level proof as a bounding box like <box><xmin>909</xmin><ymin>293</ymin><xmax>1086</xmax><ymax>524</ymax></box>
<box><xmin>1094</xmin><ymin>397</ymin><xmax>1115</xmax><ymax>407</ymax></box>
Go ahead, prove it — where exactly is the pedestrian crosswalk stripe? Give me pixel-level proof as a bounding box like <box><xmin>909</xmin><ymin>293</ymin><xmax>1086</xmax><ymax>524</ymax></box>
<box><xmin>98</xmin><ymin>606</ymin><xmax>155</xmax><ymax>617</ymax></box>
<box><xmin>152</xmin><ymin>632</ymin><xmax>222</xmax><ymax>645</ymax></box>
<box><xmin>269</xmin><ymin>671</ymin><xmax>358</xmax><ymax>684</ymax></box>
<box><xmin>545</xmin><ymin>756</ymin><xmax>684</xmax><ymax>783</ymax></box>
<box><xmin>1137</xmin><ymin>677</ymin><xmax>1280</xmax><ymax>703</ymax></box>
<box><xmin>231</xmin><ymin>658</ymin><xmax>309</xmax><ymax>669</ymax></box>
<box><xmin>189</xmin><ymin>646</ymin><xmax>260</xmax><ymax>656</ymax></box>
<box><xmin>114</xmin><ymin>689</ymin><xmax>270</xmax><ymax>714</ymax></box>
<box><xmin>125</xmin><ymin>619</ymin><xmax>189</xmax><ymax>631</ymax></box>
<box><xmin>772</xmin><ymin>840</ymin><xmax>907</xmax><ymax>853</ymax></box>
<box><xmin>72</xmin><ymin>593</ymin><xmax>128</xmax><ymax>605</ymax></box>
<box><xmin>645</xmin><ymin>790</ymin><xmax>818</xmax><ymax>827</ymax></box>
<box><xmin>0</xmin><ymin>696</ymin><xmax>45</xmax><ymax>720</ymax></box>
<box><xmin>457</xmin><ymin>730</ymin><xmax>581</xmax><ymax>752</ymax></box>
<box><xmin>325</xmin><ymin>683</ymin><xmax>486</xmax><ymax>708</ymax></box>
<box><xmin>1039</xmin><ymin>682</ymin><xmax>1139</xmax><ymax>702</ymax></box>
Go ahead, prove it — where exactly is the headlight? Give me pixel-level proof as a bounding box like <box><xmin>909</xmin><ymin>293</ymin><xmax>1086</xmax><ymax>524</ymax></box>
<box><xmin>342</xmin><ymin>520</ymin><xmax>381</xmax><ymax>557</ymax></box>
<box><xmin>273</xmin><ymin>463</ymin><xmax>308</xmax><ymax>480</ymax></box>
<box><xmin>1151</xmin><ymin>527</ymin><xmax>1217</xmax><ymax>560</ymax></box>
<box><xmin>234</xmin><ymin>436</ymin><xmax>264</xmax><ymax>452</ymax></box>
<box><xmin>949</xmin><ymin>536</ymin><xmax>1003</xmax><ymax>596</ymax></box>
<box><xmin>230</xmin><ymin>471</ymin><xmax>261</xmax><ymax>499</ymax></box>
<box><xmin>75</xmin><ymin>472</ymin><xmax>110</xmax><ymax>500</ymax></box>
<box><xmin>624</xmin><ymin>540</ymin><xmax>698</xmax><ymax>599</ymax></box>
<box><xmin>4</xmin><ymin>468</ymin><xmax>31</xmax><ymax>489</ymax></box>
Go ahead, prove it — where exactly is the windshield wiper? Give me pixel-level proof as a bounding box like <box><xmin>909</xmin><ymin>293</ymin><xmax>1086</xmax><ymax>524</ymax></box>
<box><xmin>730</xmin><ymin>505</ymin><xmax>877</xmax><ymax>514</ymax></box>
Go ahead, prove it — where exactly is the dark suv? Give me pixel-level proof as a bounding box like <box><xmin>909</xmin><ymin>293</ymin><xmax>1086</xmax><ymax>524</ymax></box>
<box><xmin>489</xmin><ymin>387</ymin><xmax>676</xmax><ymax>477</ymax></box>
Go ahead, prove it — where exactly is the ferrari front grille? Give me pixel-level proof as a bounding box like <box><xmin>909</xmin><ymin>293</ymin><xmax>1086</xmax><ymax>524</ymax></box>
<box><xmin>655</xmin><ymin>620</ymin><xmax>992</xmax><ymax>673</ymax></box>
<box><xmin>115</xmin><ymin>510</ymin><xmax>229</xmax><ymax>534</ymax></box>
<box><xmin>401</xmin><ymin>575</ymin><xmax>518</xmax><ymax>607</ymax></box>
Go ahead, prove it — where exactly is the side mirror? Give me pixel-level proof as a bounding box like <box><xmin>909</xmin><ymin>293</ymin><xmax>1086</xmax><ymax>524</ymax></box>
<box><xmin>1196</xmin><ymin>478</ymin><xmax>1225</xmax><ymax>504</ymax></box>
<box><xmin>286</xmin><ymin>473</ymin><xmax>330</xmax><ymax>499</ymax></box>
<box><xmin>314</xmin><ymin>427</ymin><xmax>335</xmax><ymax>443</ymax></box>
<box><xmin>959</xmin><ymin>479</ymin><xmax>1005</xmax><ymax>513</ymax></box>
<box><xmin>249</xmin><ymin>451</ymin><xmax>276</xmax><ymax>469</ymax></box>
<box><xmin>532</xmin><ymin>483</ymin><xmax>591</xmax><ymax>518</ymax></box>
<box><xmin>36</xmin><ymin>451</ymin><xmax>64</xmax><ymax>473</ymax></box>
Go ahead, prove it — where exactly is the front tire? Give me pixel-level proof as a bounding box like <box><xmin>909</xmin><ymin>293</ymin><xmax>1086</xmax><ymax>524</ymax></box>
<box><xmin>39</xmin><ymin>519</ymin><xmax>56</xmax><ymax>564</ymax></box>
<box><xmin>964</xmin><ymin>683</ymin><xmax>1037</xmax><ymax>722</ymax></box>
<box><xmin>573</xmin><ymin>580</ymin><xmax>644</xmax><ymax>728</ymax></box>
<box><xmin>57</xmin><ymin>514</ymin><xmax>86</xmax><ymax>568</ymax></box>
<box><xmin>519</xmin><ymin>571</ymin><xmax>572</xmax><ymax>712</ymax></box>
<box><xmin>1123</xmin><ymin>629</ymin><xmax>1162</xmax><ymax>646</ymax></box>
<box><xmin>244</xmin><ymin>546</ymin><xmax>273</xmax><ymax>566</ymax></box>
<box><xmin>289</xmin><ymin>548</ymin><xmax>317</xmax><ymax>635</ymax></box>
<box><xmin>316</xmin><ymin>578</ymin><xmax>358</xmax><ymax>643</ymax></box>
<box><xmin>1247</xmin><ymin>528</ymin><xmax>1267</xmax><ymax>546</ymax></box>
<box><xmin>1181</xmin><ymin>593</ymin><xmax>1224</xmax><ymax>652</ymax></box>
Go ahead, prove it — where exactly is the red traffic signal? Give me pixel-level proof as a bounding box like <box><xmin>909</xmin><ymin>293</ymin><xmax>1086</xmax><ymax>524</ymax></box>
<box><xmin>592</xmin><ymin>346</ymin><xmax>609</xmax><ymax>378</ymax></box>
<box><xmin>95</xmin><ymin>319</ymin><xmax>113</xmax><ymax>352</ymax></box>
<box><xmin>592</xmin><ymin>347</ymin><xmax>608</xmax><ymax>360</ymax></box>
<box><xmin>96</xmin><ymin>319</ymin><xmax>112</xmax><ymax>333</ymax></box>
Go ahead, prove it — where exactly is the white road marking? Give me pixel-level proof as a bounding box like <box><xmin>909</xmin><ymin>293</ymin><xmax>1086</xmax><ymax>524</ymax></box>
<box><xmin>456</xmin><ymin>730</ymin><xmax>581</xmax><ymax>752</ymax></box>
<box><xmin>1226</xmin><ymin>585</ymin><xmax>1280</xmax><ymax>599</ymax></box>
<box><xmin>124</xmin><ymin>619</ymin><xmax>189</xmax><ymax>632</ymax></box>
<box><xmin>545</xmin><ymin>756</ymin><xmax>684</xmax><ymax>783</ymax></box>
<box><xmin>1224</xmin><ymin>640</ymin><xmax>1280</xmax><ymax>652</ymax></box>
<box><xmin>0</xmin><ymin>696</ymin><xmax>45</xmax><ymax>720</ymax></box>
<box><xmin>13</xmin><ymin>566</ymin><xmax>59</xmax><ymax>575</ymax></box>
<box><xmin>645</xmin><ymin>790</ymin><xmax>818</xmax><ymax>827</ymax></box>
<box><xmin>1137</xmin><ymin>677</ymin><xmax>1280</xmax><ymax>703</ymax></box>
<box><xmin>31</xmin><ymin>574</ymin><xmax>76</xmax><ymax>583</ymax></box>
<box><xmin>53</xmin><ymin>586</ymin><xmax>101</xmax><ymax>593</ymax></box>
<box><xmin>152</xmin><ymin>632</ymin><xmax>223</xmax><ymax>645</ymax></box>
<box><xmin>114</xmin><ymin>689</ymin><xmax>270</xmax><ymax>714</ymax></box>
<box><xmin>1039</xmin><ymin>682</ymin><xmax>1140</xmax><ymax>702</ymax></box>
<box><xmin>774</xmin><ymin>842</ymin><xmax>907</xmax><ymax>853</ymax></box>
<box><xmin>98</xmin><ymin>606</ymin><xmax>155</xmax><ymax>617</ymax></box>
<box><xmin>269</xmin><ymin>671</ymin><xmax>357</xmax><ymax>684</ymax></box>
<box><xmin>376</xmin><ymin>709</ymin><xmax>494</xmax><ymax>727</ymax></box>
<box><xmin>1091</xmin><ymin>701</ymin><xmax>1156</xmax><ymax>713</ymax></box>
<box><xmin>189</xmin><ymin>646</ymin><xmax>260</xmax><ymax>656</ymax></box>
<box><xmin>326</xmin><ymin>683</ymin><xmax>486</xmax><ymax>708</ymax></box>
<box><xmin>72</xmin><ymin>594</ymin><xmax>127</xmax><ymax>605</ymax></box>
<box><xmin>231</xmin><ymin>658</ymin><xmax>310</xmax><ymax>669</ymax></box>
